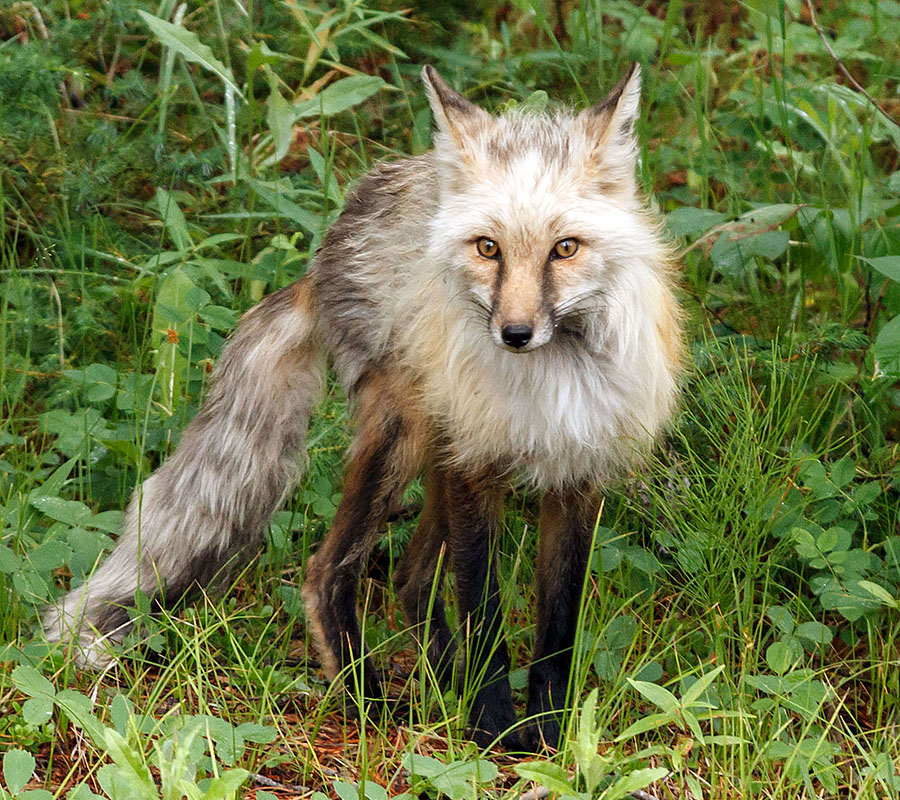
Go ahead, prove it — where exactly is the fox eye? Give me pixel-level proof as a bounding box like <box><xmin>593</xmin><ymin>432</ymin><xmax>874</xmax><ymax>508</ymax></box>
<box><xmin>476</xmin><ymin>237</ymin><xmax>501</xmax><ymax>259</ymax></box>
<box><xmin>553</xmin><ymin>238</ymin><xmax>579</xmax><ymax>259</ymax></box>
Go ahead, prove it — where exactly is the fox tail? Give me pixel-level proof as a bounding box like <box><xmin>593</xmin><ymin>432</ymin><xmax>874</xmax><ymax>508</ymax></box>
<box><xmin>43</xmin><ymin>278</ymin><xmax>325</xmax><ymax>667</ymax></box>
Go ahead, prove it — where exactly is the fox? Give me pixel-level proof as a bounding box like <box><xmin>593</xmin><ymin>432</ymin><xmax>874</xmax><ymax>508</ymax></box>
<box><xmin>43</xmin><ymin>64</ymin><xmax>682</xmax><ymax>749</ymax></box>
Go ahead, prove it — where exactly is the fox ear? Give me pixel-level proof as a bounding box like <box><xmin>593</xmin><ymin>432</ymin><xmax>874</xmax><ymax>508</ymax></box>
<box><xmin>422</xmin><ymin>65</ymin><xmax>492</xmax><ymax>148</ymax></box>
<box><xmin>577</xmin><ymin>63</ymin><xmax>642</xmax><ymax>169</ymax></box>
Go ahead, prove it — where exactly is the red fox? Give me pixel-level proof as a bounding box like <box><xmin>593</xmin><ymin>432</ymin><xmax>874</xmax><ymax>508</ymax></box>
<box><xmin>44</xmin><ymin>64</ymin><xmax>683</xmax><ymax>749</ymax></box>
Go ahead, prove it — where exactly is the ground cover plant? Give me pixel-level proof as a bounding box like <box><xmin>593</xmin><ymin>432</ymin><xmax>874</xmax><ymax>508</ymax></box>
<box><xmin>1</xmin><ymin>0</ymin><xmax>900</xmax><ymax>797</ymax></box>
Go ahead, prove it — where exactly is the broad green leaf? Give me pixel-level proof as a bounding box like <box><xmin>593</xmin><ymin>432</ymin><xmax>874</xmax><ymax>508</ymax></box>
<box><xmin>857</xmin><ymin>580</ymin><xmax>898</xmax><ymax>607</ymax></box>
<box><xmin>184</xmin><ymin>286</ymin><xmax>211</xmax><ymax>312</ymax></box>
<box><xmin>854</xmin><ymin>481</ymin><xmax>882</xmax><ymax>506</ymax></box>
<box><xmin>333</xmin><ymin>782</ymin><xmax>360</xmax><ymax>800</ymax></box>
<box><xmin>267</xmin><ymin>83</ymin><xmax>295</xmax><ymax>164</ymax></box>
<box><xmin>246</xmin><ymin>41</ymin><xmax>288</xmax><ymax>76</ymax></box>
<box><xmin>605</xmin><ymin>615</ymin><xmax>638</xmax><ymax>649</ymax></box>
<box><xmin>110</xmin><ymin>695</ymin><xmax>134</xmax><ymax>737</ymax></box>
<box><xmin>89</xmin><ymin>511</ymin><xmax>125</xmax><ymax>534</ymax></box>
<box><xmin>199</xmin><ymin>305</ymin><xmax>237</xmax><ymax>331</ymax></box>
<box><xmin>666</xmin><ymin>207</ymin><xmax>728</xmax><ymax>237</ymax></box>
<box><xmin>19</xmin><ymin>791</ymin><xmax>54</xmax><ymax>800</ymax></box>
<box><xmin>156</xmin><ymin>188</ymin><xmax>192</xmax><ymax>252</ymax></box>
<box><xmin>765</xmin><ymin>640</ymin><xmax>795</xmax><ymax>674</ymax></box>
<box><xmin>28</xmin><ymin>540</ymin><xmax>72</xmax><ymax>572</ymax></box>
<box><xmin>634</xmin><ymin>661</ymin><xmax>663</xmax><ymax>682</ymax></box>
<box><xmin>795</xmin><ymin>621</ymin><xmax>833</xmax><ymax>646</ymax></box>
<box><xmin>152</xmin><ymin>267</ymin><xmax>196</xmax><ymax>411</ymax></box>
<box><xmin>55</xmin><ymin>689</ymin><xmax>107</xmax><ymax>745</ymax></box>
<box><xmin>862</xmin><ymin>256</ymin><xmax>900</xmax><ymax>282</ymax></box>
<box><xmin>4</xmin><ymin>749</ymin><xmax>36</xmax><ymax>795</ymax></box>
<box><xmin>68</xmin><ymin>785</ymin><xmax>105</xmax><ymax>800</ymax></box>
<box><xmin>766</xmin><ymin>605</ymin><xmax>795</xmax><ymax>635</ymax></box>
<box><xmin>199</xmin><ymin>769</ymin><xmax>250</xmax><ymax>800</ymax></box>
<box><xmin>875</xmin><ymin>314</ymin><xmax>900</xmax><ymax>378</ymax></box>
<box><xmin>614</xmin><ymin>711</ymin><xmax>673</xmax><ymax>741</ymax></box>
<box><xmin>403</xmin><ymin>754</ymin><xmax>444</xmax><ymax>778</ymax></box>
<box><xmin>0</xmin><ymin>545</ymin><xmax>21</xmax><ymax>573</ymax></box>
<box><xmin>513</xmin><ymin>762</ymin><xmax>574</xmax><ymax>796</ymax></box>
<box><xmin>138</xmin><ymin>11</ymin><xmax>238</xmax><ymax>94</ymax></box>
<box><xmin>102</xmin><ymin>729</ymin><xmax>156</xmax><ymax>800</ymax></box>
<box><xmin>433</xmin><ymin>760</ymin><xmax>497</xmax><ymax>800</ymax></box>
<box><xmin>234</xmin><ymin>722</ymin><xmax>277</xmax><ymax>743</ymax></box>
<box><xmin>626</xmin><ymin>678</ymin><xmax>679</xmax><ymax>713</ymax></box>
<box><xmin>606</xmin><ymin>767</ymin><xmax>669</xmax><ymax>800</ymax></box>
<box><xmin>594</xmin><ymin>648</ymin><xmax>622</xmax><ymax>681</ymax></box>
<box><xmin>816</xmin><ymin>527</ymin><xmax>838</xmax><ymax>553</ymax></box>
<box><xmin>361</xmin><ymin>782</ymin><xmax>389</xmax><ymax>800</ymax></box>
<box><xmin>681</xmin><ymin>708</ymin><xmax>704</xmax><ymax>741</ymax></box>
<box><xmin>196</xmin><ymin>714</ymin><xmax>243</xmax><ymax>765</ymax></box>
<box><xmin>294</xmin><ymin>75</ymin><xmax>386</xmax><ymax>118</ymax></box>
<box><xmin>29</xmin><ymin>457</ymin><xmax>78</xmax><ymax>500</ymax></box>
<box><xmin>830</xmin><ymin>457</ymin><xmax>856</xmax><ymax>488</ymax></box>
<box><xmin>29</xmin><ymin>497</ymin><xmax>93</xmax><ymax>528</ymax></box>
<box><xmin>12</xmin><ymin>665</ymin><xmax>55</xmax><ymax>698</ymax></box>
<box><xmin>681</xmin><ymin>665</ymin><xmax>725</xmax><ymax>707</ymax></box>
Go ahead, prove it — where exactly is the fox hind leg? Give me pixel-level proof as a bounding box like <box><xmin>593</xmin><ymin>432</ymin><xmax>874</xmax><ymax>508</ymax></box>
<box><xmin>394</xmin><ymin>466</ymin><xmax>457</xmax><ymax>689</ymax></box>
<box><xmin>302</xmin><ymin>374</ymin><xmax>425</xmax><ymax>700</ymax></box>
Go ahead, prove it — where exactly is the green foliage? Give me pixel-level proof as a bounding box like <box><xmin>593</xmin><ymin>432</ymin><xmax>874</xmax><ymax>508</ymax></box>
<box><xmin>515</xmin><ymin>689</ymin><xmax>669</xmax><ymax>799</ymax></box>
<box><xmin>2</xmin><ymin>0</ymin><xmax>900</xmax><ymax>796</ymax></box>
<box><xmin>11</xmin><ymin>667</ymin><xmax>271</xmax><ymax>800</ymax></box>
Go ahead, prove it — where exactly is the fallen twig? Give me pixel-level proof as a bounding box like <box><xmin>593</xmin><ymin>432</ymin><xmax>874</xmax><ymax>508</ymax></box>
<box><xmin>249</xmin><ymin>772</ymin><xmax>313</xmax><ymax>795</ymax></box>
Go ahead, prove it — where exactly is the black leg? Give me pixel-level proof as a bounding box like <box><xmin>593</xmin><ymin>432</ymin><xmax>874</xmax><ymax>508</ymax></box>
<box><xmin>445</xmin><ymin>471</ymin><xmax>519</xmax><ymax>748</ymax></box>
<box><xmin>394</xmin><ymin>466</ymin><xmax>457</xmax><ymax>687</ymax></box>
<box><xmin>302</xmin><ymin>376</ymin><xmax>425</xmax><ymax>700</ymax></box>
<box><xmin>524</xmin><ymin>485</ymin><xmax>597</xmax><ymax>750</ymax></box>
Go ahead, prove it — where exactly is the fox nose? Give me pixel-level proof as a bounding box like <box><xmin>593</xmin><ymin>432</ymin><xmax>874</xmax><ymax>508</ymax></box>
<box><xmin>501</xmin><ymin>324</ymin><xmax>533</xmax><ymax>349</ymax></box>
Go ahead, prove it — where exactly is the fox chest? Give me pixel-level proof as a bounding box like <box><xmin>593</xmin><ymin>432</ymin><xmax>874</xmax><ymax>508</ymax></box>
<box><xmin>418</xmin><ymin>339</ymin><xmax>652</xmax><ymax>488</ymax></box>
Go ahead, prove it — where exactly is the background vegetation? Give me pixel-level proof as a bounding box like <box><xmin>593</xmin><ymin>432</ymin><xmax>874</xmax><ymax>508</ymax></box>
<box><xmin>1</xmin><ymin>0</ymin><xmax>900</xmax><ymax>797</ymax></box>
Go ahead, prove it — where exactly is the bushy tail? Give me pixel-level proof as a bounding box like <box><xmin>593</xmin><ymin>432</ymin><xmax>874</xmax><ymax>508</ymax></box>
<box><xmin>43</xmin><ymin>279</ymin><xmax>325</xmax><ymax>667</ymax></box>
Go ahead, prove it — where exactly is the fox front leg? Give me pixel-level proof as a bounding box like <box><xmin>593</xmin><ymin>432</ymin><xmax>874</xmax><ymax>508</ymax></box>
<box><xmin>445</xmin><ymin>471</ymin><xmax>520</xmax><ymax>749</ymax></box>
<box><xmin>524</xmin><ymin>485</ymin><xmax>598</xmax><ymax>750</ymax></box>
<box><xmin>302</xmin><ymin>375</ymin><xmax>424</xmax><ymax>701</ymax></box>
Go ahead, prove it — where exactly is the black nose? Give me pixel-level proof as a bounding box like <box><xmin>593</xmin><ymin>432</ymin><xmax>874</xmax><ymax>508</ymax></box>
<box><xmin>501</xmin><ymin>324</ymin><xmax>533</xmax><ymax>349</ymax></box>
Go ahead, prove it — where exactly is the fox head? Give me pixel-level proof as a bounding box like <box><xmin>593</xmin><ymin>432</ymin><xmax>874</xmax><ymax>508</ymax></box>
<box><xmin>423</xmin><ymin>64</ymin><xmax>665</xmax><ymax>354</ymax></box>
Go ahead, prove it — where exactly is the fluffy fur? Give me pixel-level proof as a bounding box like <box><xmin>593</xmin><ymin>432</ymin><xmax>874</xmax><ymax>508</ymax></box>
<box><xmin>44</xmin><ymin>64</ymin><xmax>682</xmax><ymax>747</ymax></box>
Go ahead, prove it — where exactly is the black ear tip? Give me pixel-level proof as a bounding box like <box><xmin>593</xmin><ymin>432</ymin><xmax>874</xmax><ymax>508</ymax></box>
<box><xmin>422</xmin><ymin>65</ymin><xmax>442</xmax><ymax>89</ymax></box>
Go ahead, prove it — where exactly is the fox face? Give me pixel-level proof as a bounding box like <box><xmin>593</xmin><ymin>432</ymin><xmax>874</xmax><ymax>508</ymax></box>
<box><xmin>423</xmin><ymin>65</ymin><xmax>660</xmax><ymax>355</ymax></box>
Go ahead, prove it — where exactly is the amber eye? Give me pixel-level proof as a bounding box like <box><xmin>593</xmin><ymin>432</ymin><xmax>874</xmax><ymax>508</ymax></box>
<box><xmin>553</xmin><ymin>238</ymin><xmax>579</xmax><ymax>259</ymax></box>
<box><xmin>476</xmin><ymin>237</ymin><xmax>500</xmax><ymax>259</ymax></box>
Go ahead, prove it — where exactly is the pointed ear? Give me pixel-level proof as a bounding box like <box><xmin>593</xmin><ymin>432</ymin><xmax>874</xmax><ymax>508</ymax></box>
<box><xmin>422</xmin><ymin>65</ymin><xmax>493</xmax><ymax>148</ymax></box>
<box><xmin>577</xmin><ymin>63</ymin><xmax>642</xmax><ymax>163</ymax></box>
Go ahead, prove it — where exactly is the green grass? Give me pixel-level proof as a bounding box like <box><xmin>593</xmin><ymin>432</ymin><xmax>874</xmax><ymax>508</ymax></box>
<box><xmin>2</xmin><ymin>0</ymin><xmax>900</xmax><ymax>798</ymax></box>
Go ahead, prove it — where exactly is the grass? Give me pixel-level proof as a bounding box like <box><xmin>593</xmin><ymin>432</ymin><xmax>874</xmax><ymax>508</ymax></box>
<box><xmin>2</xmin><ymin>0</ymin><xmax>900</xmax><ymax>798</ymax></box>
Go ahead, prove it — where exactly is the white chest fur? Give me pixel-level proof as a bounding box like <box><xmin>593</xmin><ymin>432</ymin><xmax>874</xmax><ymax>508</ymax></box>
<box><xmin>404</xmin><ymin>282</ymin><xmax>678</xmax><ymax>489</ymax></box>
